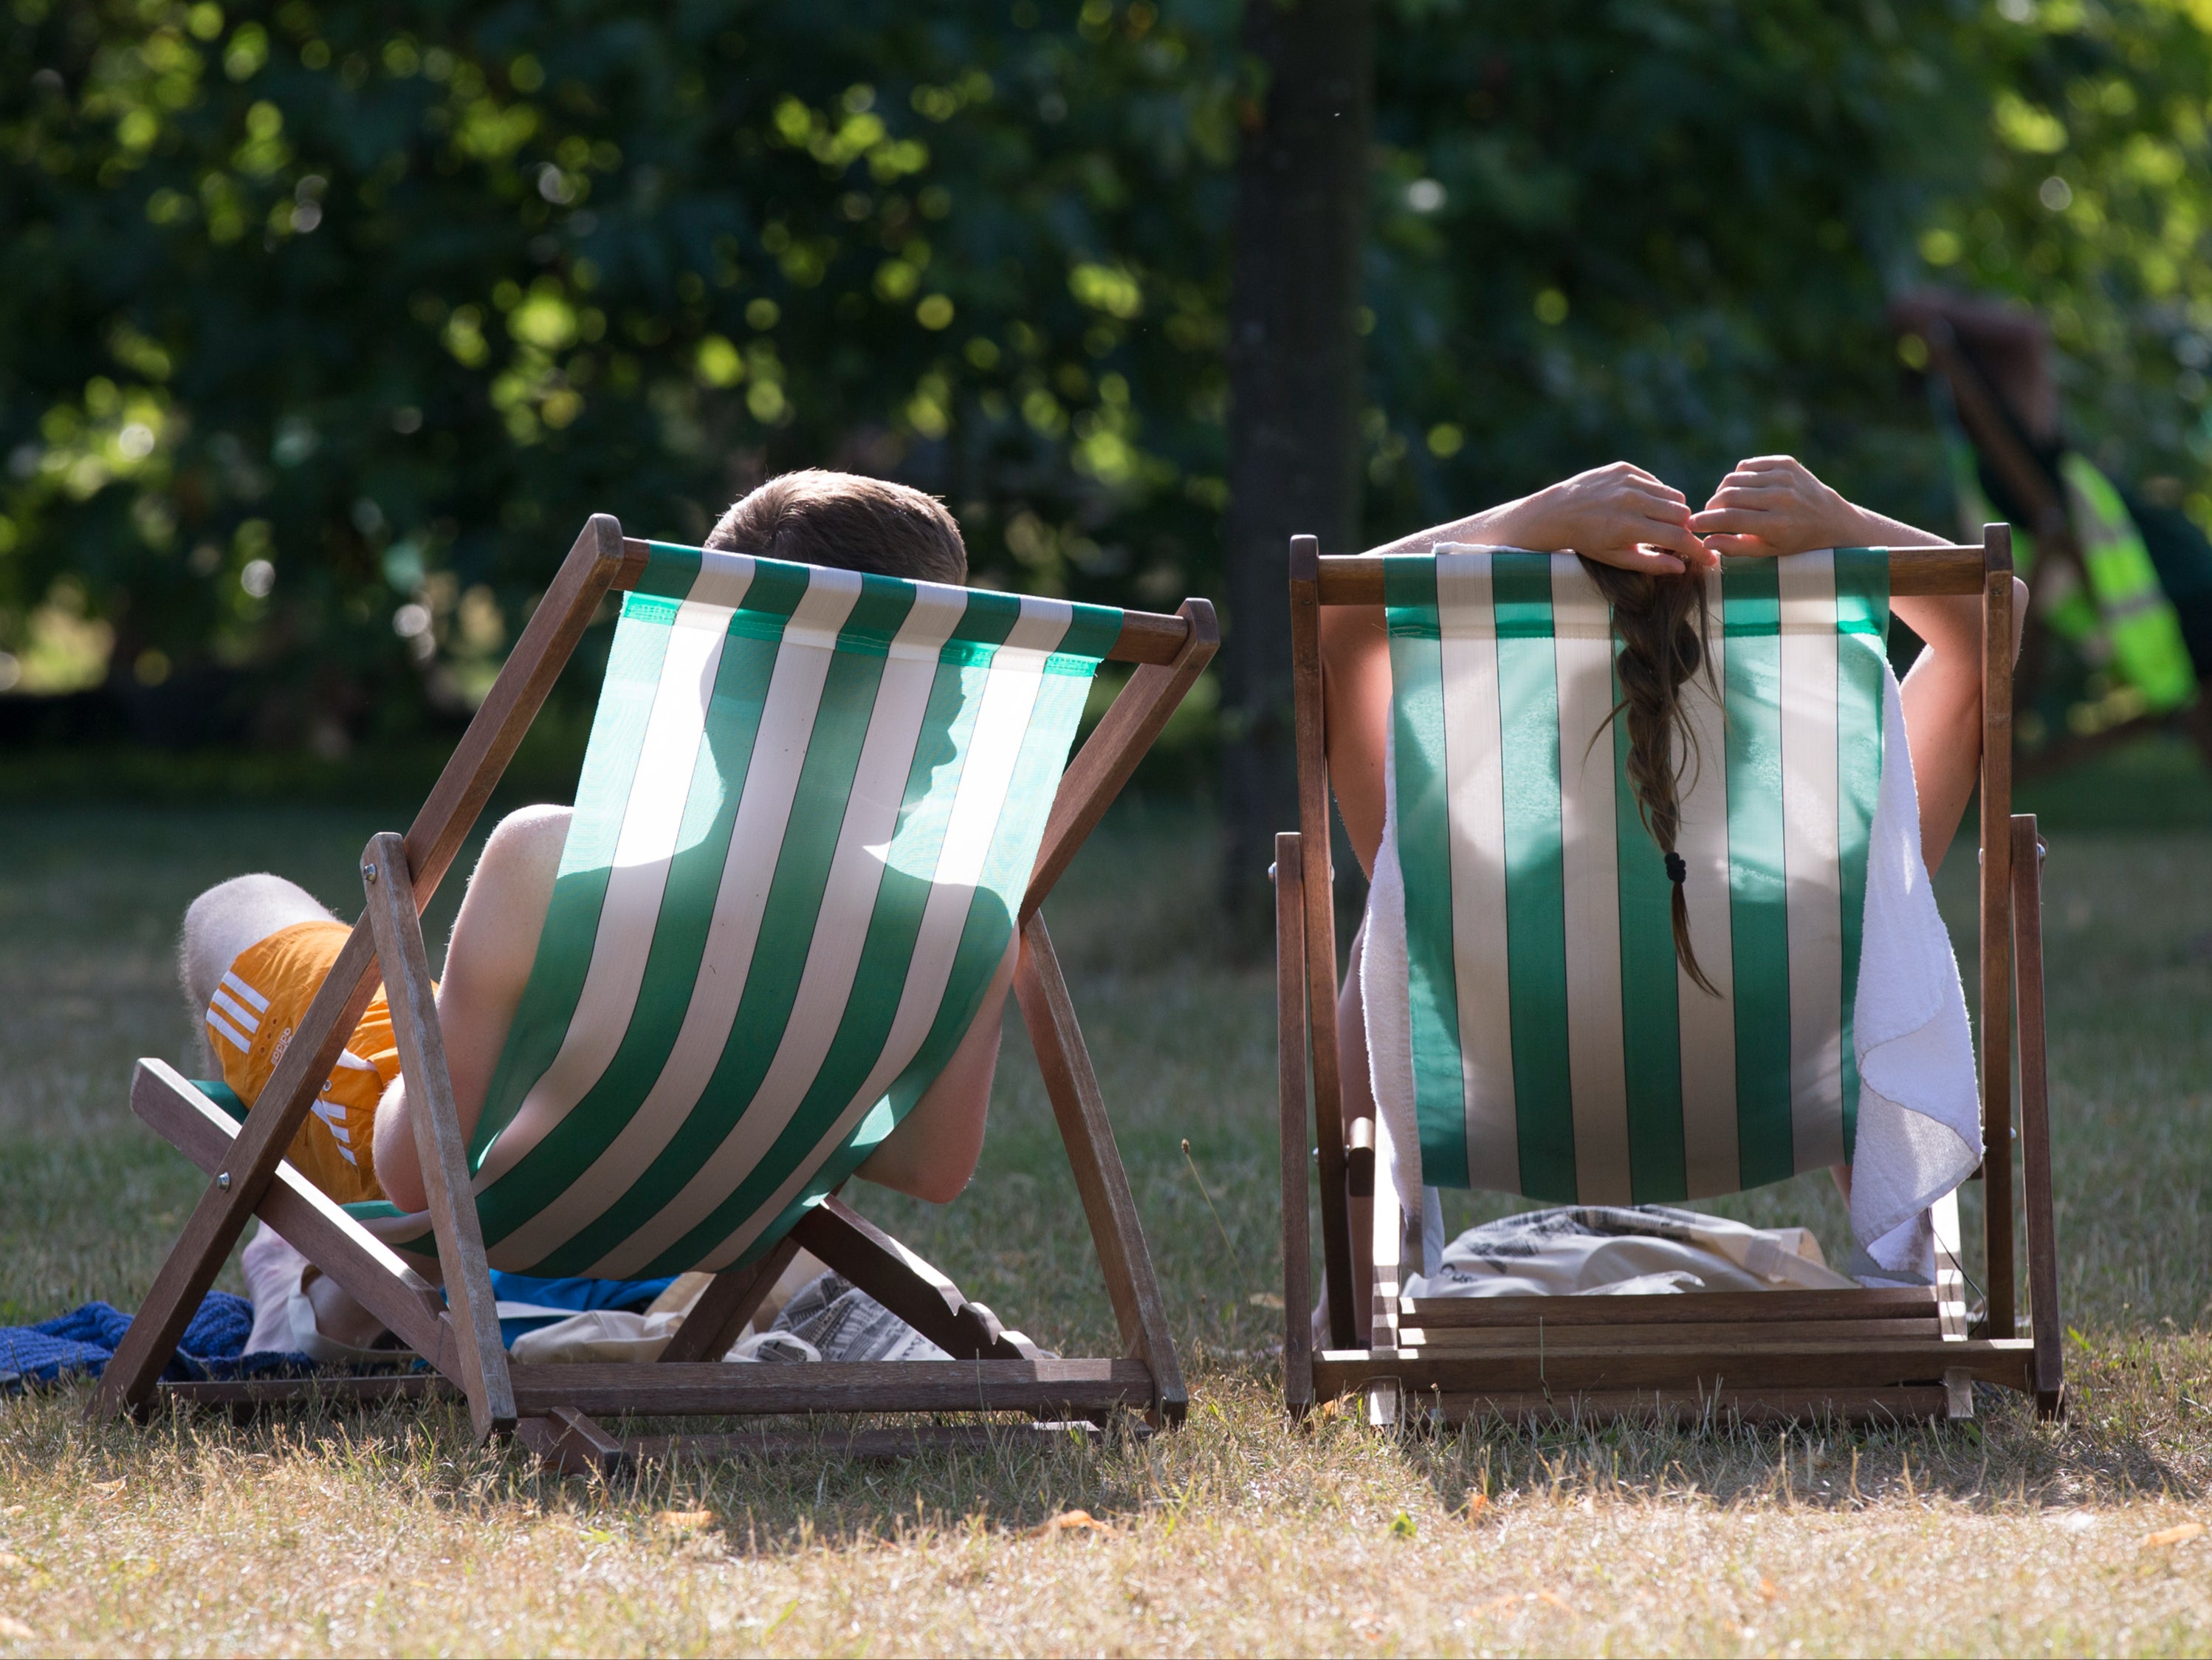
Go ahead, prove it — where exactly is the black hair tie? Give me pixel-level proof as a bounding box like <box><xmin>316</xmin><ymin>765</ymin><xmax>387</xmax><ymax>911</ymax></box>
<box><xmin>1665</xmin><ymin>851</ymin><xmax>1687</xmax><ymax>885</ymax></box>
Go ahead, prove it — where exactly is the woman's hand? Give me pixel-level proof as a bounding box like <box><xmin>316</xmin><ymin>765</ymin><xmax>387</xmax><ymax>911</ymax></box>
<box><xmin>1690</xmin><ymin>455</ymin><xmax>1869</xmax><ymax>558</ymax></box>
<box><xmin>1499</xmin><ymin>461</ymin><xmax>1713</xmax><ymax>575</ymax></box>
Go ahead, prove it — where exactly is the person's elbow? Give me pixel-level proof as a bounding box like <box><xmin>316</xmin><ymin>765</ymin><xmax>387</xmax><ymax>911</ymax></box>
<box><xmin>857</xmin><ymin>1132</ymin><xmax>982</xmax><ymax>1205</ymax></box>
<box><xmin>371</xmin><ymin>1080</ymin><xmax>426</xmax><ymax>1213</ymax></box>
<box><xmin>901</xmin><ymin>1155</ymin><xmax>978</xmax><ymax>1207</ymax></box>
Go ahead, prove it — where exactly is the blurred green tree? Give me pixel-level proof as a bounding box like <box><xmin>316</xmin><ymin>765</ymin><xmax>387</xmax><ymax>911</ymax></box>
<box><xmin>4</xmin><ymin>0</ymin><xmax>2212</xmax><ymax>768</ymax></box>
<box><xmin>1360</xmin><ymin>0</ymin><xmax>2212</xmax><ymax>535</ymax></box>
<box><xmin>0</xmin><ymin>0</ymin><xmax>1240</xmax><ymax>743</ymax></box>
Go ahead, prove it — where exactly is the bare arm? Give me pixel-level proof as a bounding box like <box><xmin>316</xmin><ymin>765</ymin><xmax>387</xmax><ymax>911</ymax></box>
<box><xmin>1692</xmin><ymin>456</ymin><xmax>2026</xmax><ymax>874</ymax></box>
<box><xmin>371</xmin><ymin>804</ymin><xmax>569</xmax><ymax>1214</ymax></box>
<box><xmin>1323</xmin><ymin>462</ymin><xmax>1712</xmax><ymax>876</ymax></box>
<box><xmin>852</xmin><ymin>937</ymin><xmax>1017</xmax><ymax>1204</ymax></box>
<box><xmin>370</xmin><ymin>802</ymin><xmax>1011</xmax><ymax>1213</ymax></box>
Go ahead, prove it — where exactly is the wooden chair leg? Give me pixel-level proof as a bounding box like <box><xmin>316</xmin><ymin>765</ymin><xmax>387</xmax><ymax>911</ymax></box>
<box><xmin>659</xmin><ymin>1236</ymin><xmax>805</xmax><ymax>1364</ymax></box>
<box><xmin>1014</xmin><ymin>913</ymin><xmax>1188</xmax><ymax>1424</ymax></box>
<box><xmin>1289</xmin><ymin>535</ymin><xmax>1358</xmax><ymax>1348</ymax></box>
<box><xmin>791</xmin><ymin>1197</ymin><xmax>1038</xmax><ymax>1362</ymax></box>
<box><xmin>1275</xmin><ymin>832</ymin><xmax>1315</xmax><ymax>1418</ymax></box>
<box><xmin>518</xmin><ymin>1407</ymin><xmax>625</xmax><ymax>1478</ymax></box>
<box><xmin>1943</xmin><ymin>1368</ymin><xmax>1975</xmax><ymax>1421</ymax></box>
<box><xmin>2012</xmin><ymin>814</ymin><xmax>2066</xmax><ymax>1418</ymax></box>
<box><xmin>362</xmin><ymin>834</ymin><xmax>516</xmax><ymax>1443</ymax></box>
<box><xmin>1979</xmin><ymin>524</ymin><xmax>2018</xmax><ymax>1337</ymax></box>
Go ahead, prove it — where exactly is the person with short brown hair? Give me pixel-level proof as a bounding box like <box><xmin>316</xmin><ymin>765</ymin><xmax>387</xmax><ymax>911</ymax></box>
<box><xmin>705</xmin><ymin>468</ymin><xmax>968</xmax><ymax>586</ymax></box>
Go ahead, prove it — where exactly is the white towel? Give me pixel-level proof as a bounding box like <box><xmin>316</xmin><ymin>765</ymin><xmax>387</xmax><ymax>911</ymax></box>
<box><xmin>1847</xmin><ymin>670</ymin><xmax>1982</xmax><ymax>1275</ymax></box>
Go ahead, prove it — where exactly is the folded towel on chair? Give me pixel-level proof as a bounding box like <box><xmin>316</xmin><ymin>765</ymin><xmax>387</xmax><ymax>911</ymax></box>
<box><xmin>1404</xmin><ymin>1204</ymin><xmax>1857</xmax><ymax>1299</ymax></box>
<box><xmin>1842</xmin><ymin>671</ymin><xmax>1983</xmax><ymax>1276</ymax></box>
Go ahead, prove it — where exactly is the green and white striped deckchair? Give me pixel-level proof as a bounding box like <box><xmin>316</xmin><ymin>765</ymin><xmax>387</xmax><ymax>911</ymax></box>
<box><xmin>103</xmin><ymin>515</ymin><xmax>1217</xmax><ymax>1464</ymax></box>
<box><xmin>357</xmin><ymin>542</ymin><xmax>1128</xmax><ymax>1282</ymax></box>
<box><xmin>1274</xmin><ymin>530</ymin><xmax>2066</xmax><ymax>1428</ymax></box>
<box><xmin>1368</xmin><ymin>546</ymin><xmax>1892</xmax><ymax>1206</ymax></box>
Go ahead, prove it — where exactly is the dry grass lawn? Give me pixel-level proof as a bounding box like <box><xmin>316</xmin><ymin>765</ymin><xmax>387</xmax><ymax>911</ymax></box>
<box><xmin>1</xmin><ymin>792</ymin><xmax>2208</xmax><ymax>1656</ymax></box>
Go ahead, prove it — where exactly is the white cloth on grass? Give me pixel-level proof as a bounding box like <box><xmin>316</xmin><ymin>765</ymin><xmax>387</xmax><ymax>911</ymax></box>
<box><xmin>242</xmin><ymin>1224</ymin><xmax>945</xmax><ymax>1365</ymax></box>
<box><xmin>240</xmin><ymin>1222</ymin><xmax>400</xmax><ymax>1364</ymax></box>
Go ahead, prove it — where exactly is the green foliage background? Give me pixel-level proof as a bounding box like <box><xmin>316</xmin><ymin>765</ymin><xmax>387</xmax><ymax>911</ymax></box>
<box><xmin>6</xmin><ymin>0</ymin><xmax>2212</xmax><ymax>746</ymax></box>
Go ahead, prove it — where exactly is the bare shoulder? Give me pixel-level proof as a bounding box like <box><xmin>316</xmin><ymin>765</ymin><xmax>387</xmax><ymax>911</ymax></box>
<box><xmin>446</xmin><ymin>805</ymin><xmax>572</xmax><ymax>986</ymax></box>
<box><xmin>481</xmin><ymin>802</ymin><xmax>571</xmax><ymax>866</ymax></box>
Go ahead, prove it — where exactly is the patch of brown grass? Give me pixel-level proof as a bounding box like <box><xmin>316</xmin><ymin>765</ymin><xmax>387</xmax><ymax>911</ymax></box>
<box><xmin>2</xmin><ymin>802</ymin><xmax>2209</xmax><ymax>1655</ymax></box>
<box><xmin>1</xmin><ymin>1350</ymin><xmax>2209</xmax><ymax>1656</ymax></box>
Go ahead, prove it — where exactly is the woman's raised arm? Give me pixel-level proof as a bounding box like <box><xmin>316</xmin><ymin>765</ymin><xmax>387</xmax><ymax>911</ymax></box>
<box><xmin>1691</xmin><ymin>455</ymin><xmax>2026</xmax><ymax>874</ymax></box>
<box><xmin>1321</xmin><ymin>462</ymin><xmax>1712</xmax><ymax>875</ymax></box>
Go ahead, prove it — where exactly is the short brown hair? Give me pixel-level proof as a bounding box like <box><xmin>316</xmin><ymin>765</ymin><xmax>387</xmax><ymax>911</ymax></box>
<box><xmin>705</xmin><ymin>470</ymin><xmax>966</xmax><ymax>585</ymax></box>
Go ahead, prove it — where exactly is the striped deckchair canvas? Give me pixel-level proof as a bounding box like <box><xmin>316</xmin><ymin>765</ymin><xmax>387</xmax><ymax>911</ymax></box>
<box><xmin>350</xmin><ymin>542</ymin><xmax>1125</xmax><ymax>1280</ymax></box>
<box><xmin>1366</xmin><ymin>545</ymin><xmax>1891</xmax><ymax>1207</ymax></box>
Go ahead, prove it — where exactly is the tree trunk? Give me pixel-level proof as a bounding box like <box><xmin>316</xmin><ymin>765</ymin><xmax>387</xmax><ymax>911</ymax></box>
<box><xmin>1220</xmin><ymin>0</ymin><xmax>1373</xmax><ymax>940</ymax></box>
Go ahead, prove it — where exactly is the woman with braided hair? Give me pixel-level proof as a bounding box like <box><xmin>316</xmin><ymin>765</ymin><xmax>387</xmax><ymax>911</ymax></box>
<box><xmin>1316</xmin><ymin>456</ymin><xmax>2024</xmax><ymax>1328</ymax></box>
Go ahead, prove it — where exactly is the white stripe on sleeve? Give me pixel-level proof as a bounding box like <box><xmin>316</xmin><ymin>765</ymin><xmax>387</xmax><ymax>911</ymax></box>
<box><xmin>219</xmin><ymin>970</ymin><xmax>271</xmax><ymax>1013</ymax></box>
<box><xmin>210</xmin><ymin>987</ymin><xmax>261</xmax><ymax>1034</ymax></box>
<box><xmin>205</xmin><ymin>1007</ymin><xmax>253</xmax><ymax>1053</ymax></box>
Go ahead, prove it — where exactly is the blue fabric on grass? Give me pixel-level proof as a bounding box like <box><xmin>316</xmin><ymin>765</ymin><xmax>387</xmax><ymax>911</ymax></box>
<box><xmin>0</xmin><ymin>1293</ymin><xmax>307</xmax><ymax>1390</ymax></box>
<box><xmin>0</xmin><ymin>1272</ymin><xmax>679</xmax><ymax>1388</ymax></box>
<box><xmin>488</xmin><ymin>1271</ymin><xmax>676</xmax><ymax>1314</ymax></box>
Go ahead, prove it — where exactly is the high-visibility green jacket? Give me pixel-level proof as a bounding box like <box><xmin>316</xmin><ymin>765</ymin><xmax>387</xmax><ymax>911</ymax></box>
<box><xmin>1944</xmin><ymin>431</ymin><xmax>2198</xmax><ymax>713</ymax></box>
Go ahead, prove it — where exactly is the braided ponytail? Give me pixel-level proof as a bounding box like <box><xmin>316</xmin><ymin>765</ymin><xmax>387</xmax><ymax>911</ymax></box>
<box><xmin>1579</xmin><ymin>558</ymin><xmax>1720</xmax><ymax>997</ymax></box>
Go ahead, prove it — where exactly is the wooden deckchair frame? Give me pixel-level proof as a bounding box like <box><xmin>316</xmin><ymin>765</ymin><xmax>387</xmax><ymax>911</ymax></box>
<box><xmin>93</xmin><ymin>513</ymin><xmax>1217</xmax><ymax>1469</ymax></box>
<box><xmin>1275</xmin><ymin>527</ymin><xmax>2065</xmax><ymax>1427</ymax></box>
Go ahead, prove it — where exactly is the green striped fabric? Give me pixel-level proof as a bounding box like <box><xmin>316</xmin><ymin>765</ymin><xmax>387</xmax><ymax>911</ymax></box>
<box><xmin>348</xmin><ymin>542</ymin><xmax>1122</xmax><ymax>1278</ymax></box>
<box><xmin>1376</xmin><ymin>548</ymin><xmax>1889</xmax><ymax>1204</ymax></box>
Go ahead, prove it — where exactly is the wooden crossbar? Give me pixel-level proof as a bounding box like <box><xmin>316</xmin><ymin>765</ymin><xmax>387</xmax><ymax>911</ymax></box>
<box><xmin>1310</xmin><ymin>543</ymin><xmax>1993</xmax><ymax>605</ymax></box>
<box><xmin>1399</xmin><ymin>1287</ymin><xmax>1939</xmax><ymax>1328</ymax></box>
<box><xmin>611</xmin><ymin>536</ymin><xmax>1198</xmax><ymax>666</ymax></box>
<box><xmin>1311</xmin><ymin>1337</ymin><xmax>2037</xmax><ymax>1396</ymax></box>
